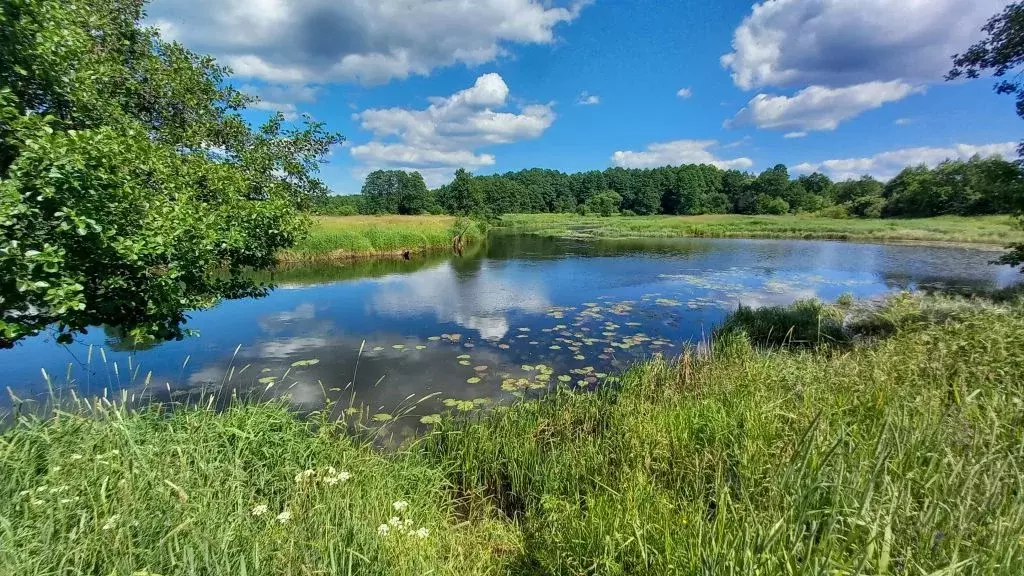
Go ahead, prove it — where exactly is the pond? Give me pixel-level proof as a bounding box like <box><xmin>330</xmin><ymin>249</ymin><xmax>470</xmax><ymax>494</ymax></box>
<box><xmin>3</xmin><ymin>235</ymin><xmax>1020</xmax><ymax>433</ymax></box>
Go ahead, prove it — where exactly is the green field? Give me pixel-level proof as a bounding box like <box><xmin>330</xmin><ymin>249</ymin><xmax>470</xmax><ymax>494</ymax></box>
<box><xmin>279</xmin><ymin>216</ymin><xmax>485</xmax><ymax>262</ymax></box>
<box><xmin>3</xmin><ymin>293</ymin><xmax>1023</xmax><ymax>574</ymax></box>
<box><xmin>500</xmin><ymin>213</ymin><xmax>1024</xmax><ymax>245</ymax></box>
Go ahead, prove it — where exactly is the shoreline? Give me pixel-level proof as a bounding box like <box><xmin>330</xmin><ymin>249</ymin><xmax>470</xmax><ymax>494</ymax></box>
<box><xmin>3</xmin><ymin>292</ymin><xmax>1022</xmax><ymax>573</ymax></box>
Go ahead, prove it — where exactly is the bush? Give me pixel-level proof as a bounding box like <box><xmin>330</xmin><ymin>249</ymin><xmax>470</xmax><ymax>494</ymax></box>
<box><xmin>816</xmin><ymin>204</ymin><xmax>852</xmax><ymax>219</ymax></box>
<box><xmin>583</xmin><ymin>190</ymin><xmax>622</xmax><ymax>217</ymax></box>
<box><xmin>754</xmin><ymin>194</ymin><xmax>791</xmax><ymax>215</ymax></box>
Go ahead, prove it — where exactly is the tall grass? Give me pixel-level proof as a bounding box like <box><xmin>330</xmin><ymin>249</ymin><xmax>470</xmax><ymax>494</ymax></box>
<box><xmin>280</xmin><ymin>216</ymin><xmax>486</xmax><ymax>261</ymax></box>
<box><xmin>2</xmin><ymin>294</ymin><xmax>1023</xmax><ymax>574</ymax></box>
<box><xmin>428</xmin><ymin>294</ymin><xmax>1024</xmax><ymax>573</ymax></box>
<box><xmin>500</xmin><ymin>213</ymin><xmax>1024</xmax><ymax>245</ymax></box>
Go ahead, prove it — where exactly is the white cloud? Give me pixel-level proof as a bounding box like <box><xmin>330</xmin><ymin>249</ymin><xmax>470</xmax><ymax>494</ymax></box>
<box><xmin>147</xmin><ymin>0</ymin><xmax>590</xmax><ymax>85</ymax></box>
<box><xmin>793</xmin><ymin>142</ymin><xmax>1018</xmax><ymax>181</ymax></box>
<box><xmin>784</xmin><ymin>132</ymin><xmax>808</xmax><ymax>139</ymax></box>
<box><xmin>721</xmin><ymin>0</ymin><xmax>1005</xmax><ymax>90</ymax></box>
<box><xmin>895</xmin><ymin>118</ymin><xmax>913</xmax><ymax>126</ymax></box>
<box><xmin>729</xmin><ymin>81</ymin><xmax>922</xmax><ymax>132</ymax></box>
<box><xmin>676</xmin><ymin>87</ymin><xmax>693</xmax><ymax>99</ymax></box>
<box><xmin>611</xmin><ymin>140</ymin><xmax>754</xmax><ymax>170</ymax></box>
<box><xmin>576</xmin><ymin>91</ymin><xmax>600</xmax><ymax>105</ymax></box>
<box><xmin>243</xmin><ymin>84</ymin><xmax>320</xmax><ymax>120</ymax></box>
<box><xmin>350</xmin><ymin>73</ymin><xmax>555</xmax><ymax>187</ymax></box>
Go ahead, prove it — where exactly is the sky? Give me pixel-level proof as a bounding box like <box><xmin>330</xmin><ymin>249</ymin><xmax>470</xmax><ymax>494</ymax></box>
<box><xmin>146</xmin><ymin>0</ymin><xmax>1021</xmax><ymax>194</ymax></box>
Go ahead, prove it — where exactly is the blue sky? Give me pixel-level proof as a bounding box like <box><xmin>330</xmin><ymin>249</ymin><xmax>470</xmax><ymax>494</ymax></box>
<box><xmin>147</xmin><ymin>0</ymin><xmax>1019</xmax><ymax>193</ymax></box>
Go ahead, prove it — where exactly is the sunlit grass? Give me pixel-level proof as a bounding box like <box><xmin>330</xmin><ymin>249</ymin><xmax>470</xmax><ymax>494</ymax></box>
<box><xmin>3</xmin><ymin>293</ymin><xmax>1023</xmax><ymax>574</ymax></box>
<box><xmin>280</xmin><ymin>216</ymin><xmax>486</xmax><ymax>261</ymax></box>
<box><xmin>500</xmin><ymin>213</ymin><xmax>1024</xmax><ymax>245</ymax></box>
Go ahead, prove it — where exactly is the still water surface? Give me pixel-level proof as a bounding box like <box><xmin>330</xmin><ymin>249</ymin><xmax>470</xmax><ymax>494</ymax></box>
<box><xmin>3</xmin><ymin>235</ymin><xmax>1019</xmax><ymax>426</ymax></box>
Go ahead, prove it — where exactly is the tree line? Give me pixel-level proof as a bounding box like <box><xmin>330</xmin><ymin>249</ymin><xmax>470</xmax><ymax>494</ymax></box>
<box><xmin>322</xmin><ymin>155</ymin><xmax>1024</xmax><ymax>220</ymax></box>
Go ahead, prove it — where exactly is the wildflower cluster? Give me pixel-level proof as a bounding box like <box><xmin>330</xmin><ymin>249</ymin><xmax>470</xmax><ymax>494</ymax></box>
<box><xmin>294</xmin><ymin>466</ymin><xmax>352</xmax><ymax>487</ymax></box>
<box><xmin>377</xmin><ymin>500</ymin><xmax>429</xmax><ymax>540</ymax></box>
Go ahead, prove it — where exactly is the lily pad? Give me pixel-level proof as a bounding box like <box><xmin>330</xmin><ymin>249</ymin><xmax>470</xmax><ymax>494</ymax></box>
<box><xmin>466</xmin><ymin>377</ymin><xmax>482</xmax><ymax>384</ymax></box>
<box><xmin>372</xmin><ymin>413</ymin><xmax>393</xmax><ymax>422</ymax></box>
<box><xmin>549</xmin><ymin>345</ymin><xmax>561</xmax><ymax>350</ymax></box>
<box><xmin>290</xmin><ymin>359</ymin><xmax>319</xmax><ymax>367</ymax></box>
<box><xmin>392</xmin><ymin>344</ymin><xmax>405</xmax><ymax>350</ymax></box>
<box><xmin>420</xmin><ymin>414</ymin><xmax>442</xmax><ymax>425</ymax></box>
<box><xmin>474</xmin><ymin>365</ymin><xmax>489</xmax><ymax>372</ymax></box>
<box><xmin>428</xmin><ymin>336</ymin><xmax>442</xmax><ymax>341</ymax></box>
<box><xmin>415</xmin><ymin>345</ymin><xmax>427</xmax><ymax>350</ymax></box>
<box><xmin>557</xmin><ymin>375</ymin><xmax>572</xmax><ymax>382</ymax></box>
<box><xmin>258</xmin><ymin>376</ymin><xmax>276</xmax><ymax>384</ymax></box>
<box><xmin>457</xmin><ymin>354</ymin><xmax>471</xmax><ymax>359</ymax></box>
<box><xmin>458</xmin><ymin>360</ymin><xmax>471</xmax><ymax>366</ymax></box>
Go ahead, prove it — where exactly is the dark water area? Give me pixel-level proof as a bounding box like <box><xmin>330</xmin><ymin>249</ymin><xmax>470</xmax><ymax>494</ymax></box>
<box><xmin>3</xmin><ymin>235</ymin><xmax>1019</xmax><ymax>432</ymax></box>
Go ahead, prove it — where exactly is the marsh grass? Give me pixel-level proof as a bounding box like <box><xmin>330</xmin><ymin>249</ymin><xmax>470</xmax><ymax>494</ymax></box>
<box><xmin>280</xmin><ymin>216</ymin><xmax>486</xmax><ymax>261</ymax></box>
<box><xmin>500</xmin><ymin>213</ymin><xmax>1024</xmax><ymax>245</ymax></box>
<box><xmin>3</xmin><ymin>294</ymin><xmax>1023</xmax><ymax>574</ymax></box>
<box><xmin>427</xmin><ymin>293</ymin><xmax>1024</xmax><ymax>574</ymax></box>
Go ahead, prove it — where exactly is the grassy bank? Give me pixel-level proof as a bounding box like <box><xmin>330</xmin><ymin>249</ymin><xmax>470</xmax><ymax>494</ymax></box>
<box><xmin>279</xmin><ymin>216</ymin><xmax>485</xmax><ymax>262</ymax></box>
<box><xmin>3</xmin><ymin>294</ymin><xmax>1023</xmax><ymax>574</ymax></box>
<box><xmin>500</xmin><ymin>213</ymin><xmax>1024</xmax><ymax>245</ymax></box>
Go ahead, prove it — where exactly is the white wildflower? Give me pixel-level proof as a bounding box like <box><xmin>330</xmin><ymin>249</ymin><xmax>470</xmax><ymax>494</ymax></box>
<box><xmin>388</xmin><ymin>516</ymin><xmax>403</xmax><ymax>529</ymax></box>
<box><xmin>404</xmin><ymin>518</ymin><xmax>414</xmax><ymax>529</ymax></box>
<box><xmin>377</xmin><ymin>523</ymin><xmax>390</xmax><ymax>536</ymax></box>
<box><xmin>323</xmin><ymin>475</ymin><xmax>339</xmax><ymax>486</ymax></box>
<box><xmin>326</xmin><ymin>466</ymin><xmax>337</xmax><ymax>476</ymax></box>
<box><xmin>337</xmin><ymin>471</ymin><xmax>352</xmax><ymax>482</ymax></box>
<box><xmin>251</xmin><ymin>504</ymin><xmax>269</xmax><ymax>517</ymax></box>
<box><xmin>414</xmin><ymin>527</ymin><xmax>430</xmax><ymax>539</ymax></box>
<box><xmin>276</xmin><ymin>509</ymin><xmax>292</xmax><ymax>524</ymax></box>
<box><xmin>294</xmin><ymin>469</ymin><xmax>316</xmax><ymax>485</ymax></box>
<box><xmin>392</xmin><ymin>500</ymin><xmax>409</xmax><ymax>513</ymax></box>
<box><xmin>102</xmin><ymin>515</ymin><xmax>119</xmax><ymax>531</ymax></box>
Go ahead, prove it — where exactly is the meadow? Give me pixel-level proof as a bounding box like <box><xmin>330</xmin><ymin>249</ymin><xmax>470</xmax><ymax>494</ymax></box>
<box><xmin>3</xmin><ymin>292</ymin><xmax>1023</xmax><ymax>574</ymax></box>
<box><xmin>499</xmin><ymin>213</ymin><xmax>1024</xmax><ymax>245</ymax></box>
<box><xmin>278</xmin><ymin>216</ymin><xmax>486</xmax><ymax>262</ymax></box>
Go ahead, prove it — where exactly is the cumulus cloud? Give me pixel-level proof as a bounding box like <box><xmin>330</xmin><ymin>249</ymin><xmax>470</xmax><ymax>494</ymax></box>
<box><xmin>611</xmin><ymin>140</ymin><xmax>754</xmax><ymax>170</ymax></box>
<box><xmin>793</xmin><ymin>142</ymin><xmax>1018</xmax><ymax>181</ymax></box>
<box><xmin>576</xmin><ymin>91</ymin><xmax>601</xmax><ymax>105</ymax></box>
<box><xmin>729</xmin><ymin>81</ymin><xmax>923</xmax><ymax>132</ymax></box>
<box><xmin>676</xmin><ymin>87</ymin><xmax>693</xmax><ymax>99</ymax></box>
<box><xmin>784</xmin><ymin>132</ymin><xmax>808</xmax><ymax>139</ymax></box>
<box><xmin>721</xmin><ymin>0</ymin><xmax>1005</xmax><ymax>90</ymax></box>
<box><xmin>350</xmin><ymin>73</ymin><xmax>555</xmax><ymax>187</ymax></box>
<box><xmin>243</xmin><ymin>83</ymin><xmax>320</xmax><ymax>120</ymax></box>
<box><xmin>147</xmin><ymin>0</ymin><xmax>590</xmax><ymax>85</ymax></box>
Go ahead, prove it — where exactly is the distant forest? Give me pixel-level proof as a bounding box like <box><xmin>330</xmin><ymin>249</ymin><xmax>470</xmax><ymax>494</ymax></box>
<box><xmin>318</xmin><ymin>156</ymin><xmax>1024</xmax><ymax>219</ymax></box>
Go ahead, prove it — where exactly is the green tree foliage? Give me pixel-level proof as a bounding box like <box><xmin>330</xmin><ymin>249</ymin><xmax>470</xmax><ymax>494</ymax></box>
<box><xmin>0</xmin><ymin>0</ymin><xmax>342</xmax><ymax>347</ymax></box>
<box><xmin>346</xmin><ymin>157</ymin><xmax>1021</xmax><ymax>223</ymax></box>
<box><xmin>317</xmin><ymin>194</ymin><xmax>363</xmax><ymax>216</ymax></box>
<box><xmin>754</xmin><ymin>194</ymin><xmax>790</xmax><ymax>215</ymax></box>
<box><xmin>437</xmin><ymin>168</ymin><xmax>485</xmax><ymax>216</ymax></box>
<box><xmin>949</xmin><ymin>3</ymin><xmax>1024</xmax><ymax>268</ymax></box>
<box><xmin>361</xmin><ymin>170</ymin><xmax>434</xmax><ymax>215</ymax></box>
<box><xmin>583</xmin><ymin>190</ymin><xmax>622</xmax><ymax>216</ymax></box>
